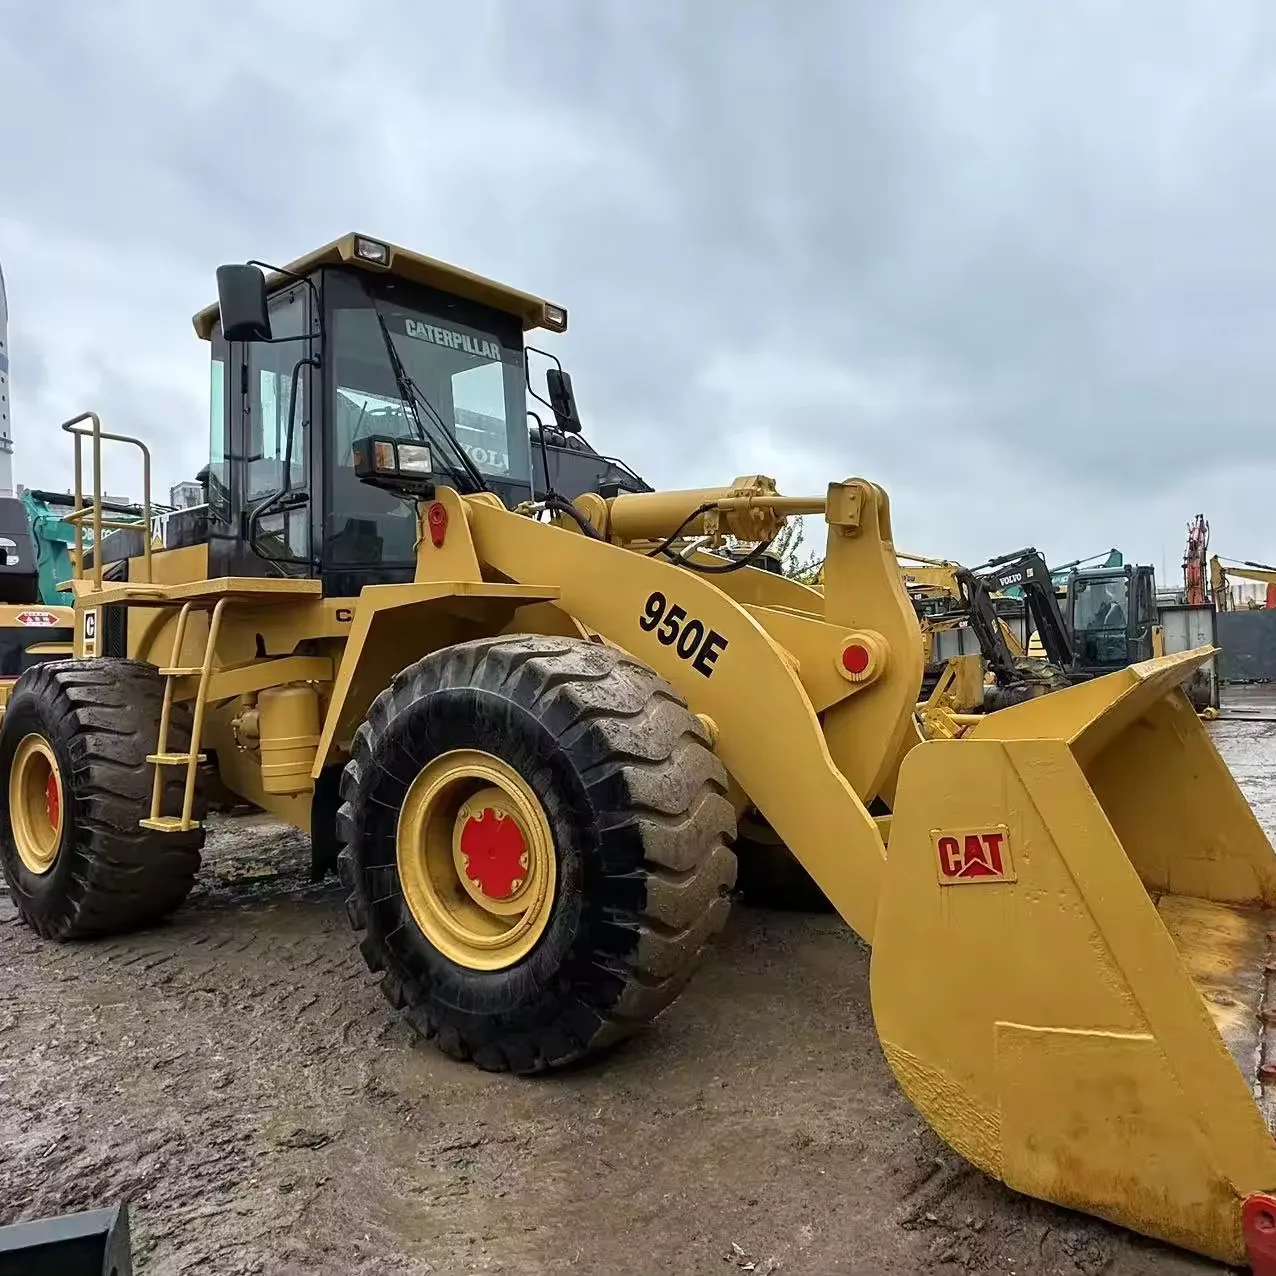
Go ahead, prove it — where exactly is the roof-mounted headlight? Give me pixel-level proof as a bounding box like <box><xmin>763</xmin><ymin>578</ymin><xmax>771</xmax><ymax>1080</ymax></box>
<box><xmin>354</xmin><ymin>237</ymin><xmax>390</xmax><ymax>267</ymax></box>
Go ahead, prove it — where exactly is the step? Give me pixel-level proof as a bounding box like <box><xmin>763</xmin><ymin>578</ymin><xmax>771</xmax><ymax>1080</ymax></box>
<box><xmin>139</xmin><ymin>816</ymin><xmax>202</xmax><ymax>833</ymax></box>
<box><xmin>159</xmin><ymin>667</ymin><xmax>204</xmax><ymax>677</ymax></box>
<box><xmin>146</xmin><ymin>752</ymin><xmax>207</xmax><ymax>767</ymax></box>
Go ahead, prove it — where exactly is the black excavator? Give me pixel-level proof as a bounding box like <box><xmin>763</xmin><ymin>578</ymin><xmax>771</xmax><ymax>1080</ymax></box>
<box><xmin>953</xmin><ymin>548</ymin><xmax>1076</xmax><ymax>709</ymax></box>
<box><xmin>932</xmin><ymin>548</ymin><xmax>1162</xmax><ymax>710</ymax></box>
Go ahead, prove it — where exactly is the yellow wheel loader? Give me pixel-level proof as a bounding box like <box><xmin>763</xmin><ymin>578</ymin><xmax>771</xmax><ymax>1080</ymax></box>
<box><xmin>6</xmin><ymin>234</ymin><xmax>1276</xmax><ymax>1270</ymax></box>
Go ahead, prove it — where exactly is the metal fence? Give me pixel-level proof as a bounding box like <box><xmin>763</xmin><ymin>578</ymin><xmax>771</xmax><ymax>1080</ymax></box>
<box><xmin>1216</xmin><ymin>609</ymin><xmax>1276</xmax><ymax>683</ymax></box>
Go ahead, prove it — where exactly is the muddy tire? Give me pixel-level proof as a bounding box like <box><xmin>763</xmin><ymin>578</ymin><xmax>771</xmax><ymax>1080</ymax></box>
<box><xmin>337</xmin><ymin>634</ymin><xmax>738</xmax><ymax>1074</ymax></box>
<box><xmin>0</xmin><ymin>659</ymin><xmax>205</xmax><ymax>939</ymax></box>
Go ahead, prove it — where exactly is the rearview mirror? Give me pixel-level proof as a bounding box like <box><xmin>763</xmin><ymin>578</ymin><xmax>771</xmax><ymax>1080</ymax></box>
<box><xmin>216</xmin><ymin>264</ymin><xmax>272</xmax><ymax>342</ymax></box>
<box><xmin>546</xmin><ymin>368</ymin><xmax>582</xmax><ymax>434</ymax></box>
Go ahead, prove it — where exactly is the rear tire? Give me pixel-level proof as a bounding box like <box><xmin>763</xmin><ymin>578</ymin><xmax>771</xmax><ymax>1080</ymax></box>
<box><xmin>732</xmin><ymin>812</ymin><xmax>833</xmax><ymax>913</ymax></box>
<box><xmin>338</xmin><ymin>634</ymin><xmax>738</xmax><ymax>1073</ymax></box>
<box><xmin>0</xmin><ymin>659</ymin><xmax>205</xmax><ymax>939</ymax></box>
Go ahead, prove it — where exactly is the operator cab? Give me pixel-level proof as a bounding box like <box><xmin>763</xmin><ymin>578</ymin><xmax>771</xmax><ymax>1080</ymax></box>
<box><xmin>1066</xmin><ymin>564</ymin><xmax>1157</xmax><ymax>673</ymax></box>
<box><xmin>195</xmin><ymin>233</ymin><xmax>578</xmax><ymax>595</ymax></box>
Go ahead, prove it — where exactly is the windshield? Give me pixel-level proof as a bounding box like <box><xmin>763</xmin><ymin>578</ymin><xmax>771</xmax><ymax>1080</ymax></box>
<box><xmin>325</xmin><ymin>269</ymin><xmax>530</xmax><ymax>567</ymax></box>
<box><xmin>1071</xmin><ymin>574</ymin><xmax>1129</xmax><ymax>632</ymax></box>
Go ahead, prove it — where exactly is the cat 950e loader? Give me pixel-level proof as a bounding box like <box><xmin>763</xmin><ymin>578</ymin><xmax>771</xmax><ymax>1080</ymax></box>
<box><xmin>3</xmin><ymin>234</ymin><xmax>1276</xmax><ymax>1270</ymax></box>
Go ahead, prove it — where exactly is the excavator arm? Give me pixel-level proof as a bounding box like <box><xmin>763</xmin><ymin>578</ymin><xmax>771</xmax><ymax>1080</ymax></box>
<box><xmin>974</xmin><ymin>547</ymin><xmax>1075</xmax><ymax>671</ymax></box>
<box><xmin>1211</xmin><ymin>553</ymin><xmax>1276</xmax><ymax>610</ymax></box>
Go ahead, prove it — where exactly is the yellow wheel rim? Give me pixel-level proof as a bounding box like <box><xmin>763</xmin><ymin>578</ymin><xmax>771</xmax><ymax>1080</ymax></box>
<box><xmin>10</xmin><ymin>733</ymin><xmax>63</xmax><ymax>876</ymax></box>
<box><xmin>396</xmin><ymin>748</ymin><xmax>557</xmax><ymax>971</ymax></box>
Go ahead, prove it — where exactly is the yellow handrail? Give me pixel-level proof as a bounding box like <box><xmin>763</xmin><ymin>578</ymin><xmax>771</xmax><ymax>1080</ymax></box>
<box><xmin>59</xmin><ymin>411</ymin><xmax>154</xmax><ymax>589</ymax></box>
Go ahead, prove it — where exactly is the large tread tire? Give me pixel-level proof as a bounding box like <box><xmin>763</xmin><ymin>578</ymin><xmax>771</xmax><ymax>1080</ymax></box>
<box><xmin>732</xmin><ymin>815</ymin><xmax>834</xmax><ymax>913</ymax></box>
<box><xmin>337</xmin><ymin>634</ymin><xmax>738</xmax><ymax>1074</ymax></box>
<box><xmin>0</xmin><ymin>659</ymin><xmax>205</xmax><ymax>939</ymax></box>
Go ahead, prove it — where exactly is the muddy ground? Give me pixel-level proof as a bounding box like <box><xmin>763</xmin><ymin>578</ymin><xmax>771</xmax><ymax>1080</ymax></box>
<box><xmin>4</xmin><ymin>693</ymin><xmax>1276</xmax><ymax>1274</ymax></box>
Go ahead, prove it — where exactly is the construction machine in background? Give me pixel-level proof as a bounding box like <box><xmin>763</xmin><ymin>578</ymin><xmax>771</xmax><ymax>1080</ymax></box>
<box><xmin>908</xmin><ymin>546</ymin><xmax>1169</xmax><ymax>701</ymax></box>
<box><xmin>0</xmin><ymin>493</ymin><xmax>74</xmax><ymax>710</ymax></box>
<box><xmin>1212</xmin><ymin>554</ymin><xmax>1276</xmax><ymax>611</ymax></box>
<box><xmin>893</xmin><ymin>551</ymin><xmax>1059</xmax><ymax>711</ymax></box>
<box><xmin>1184</xmin><ymin>514</ymin><xmax>1210</xmax><ymax>606</ymax></box>
<box><xmin>22</xmin><ymin>490</ymin><xmax>85</xmax><ymax>608</ymax></box>
<box><xmin>3</xmin><ymin>234</ymin><xmax>1276</xmax><ymax>1269</ymax></box>
<box><xmin>902</xmin><ymin>547</ymin><xmax>1098</xmax><ymax>711</ymax></box>
<box><xmin>527</xmin><ymin>419</ymin><xmax>652</xmax><ymax>501</ymax></box>
<box><xmin>1064</xmin><ymin>560</ymin><xmax>1163</xmax><ymax>672</ymax></box>
<box><xmin>966</xmin><ymin>548</ymin><xmax>1167</xmax><ymax>681</ymax></box>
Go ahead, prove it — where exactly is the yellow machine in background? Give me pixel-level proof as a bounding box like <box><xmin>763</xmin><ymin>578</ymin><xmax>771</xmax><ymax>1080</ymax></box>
<box><xmin>1212</xmin><ymin>553</ymin><xmax>1276</xmax><ymax>610</ymax></box>
<box><xmin>0</xmin><ymin>605</ymin><xmax>73</xmax><ymax>713</ymax></box>
<box><xmin>3</xmin><ymin>235</ymin><xmax>1276</xmax><ymax>1268</ymax></box>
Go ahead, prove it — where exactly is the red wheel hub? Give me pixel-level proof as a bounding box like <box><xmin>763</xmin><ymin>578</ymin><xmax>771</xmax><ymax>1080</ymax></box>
<box><xmin>45</xmin><ymin>773</ymin><xmax>59</xmax><ymax>829</ymax></box>
<box><xmin>458</xmin><ymin>808</ymin><xmax>527</xmax><ymax>899</ymax></box>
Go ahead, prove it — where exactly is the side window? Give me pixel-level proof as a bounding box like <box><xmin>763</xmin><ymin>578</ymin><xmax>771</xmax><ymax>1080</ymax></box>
<box><xmin>208</xmin><ymin>333</ymin><xmax>230</xmax><ymax>521</ymax></box>
<box><xmin>452</xmin><ymin>361</ymin><xmax>511</xmax><ymax>475</ymax></box>
<box><xmin>246</xmin><ymin>286</ymin><xmax>311</xmax><ymax>562</ymax></box>
<box><xmin>1139</xmin><ymin>572</ymin><xmax>1155</xmax><ymax>625</ymax></box>
<box><xmin>246</xmin><ymin>286</ymin><xmax>309</xmax><ymax>505</ymax></box>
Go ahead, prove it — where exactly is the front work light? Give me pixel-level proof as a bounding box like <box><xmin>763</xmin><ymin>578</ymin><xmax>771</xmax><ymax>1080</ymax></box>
<box><xmin>352</xmin><ymin>435</ymin><xmax>436</xmax><ymax>498</ymax></box>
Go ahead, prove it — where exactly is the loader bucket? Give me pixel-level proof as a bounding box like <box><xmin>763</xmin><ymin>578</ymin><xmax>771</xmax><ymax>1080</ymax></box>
<box><xmin>871</xmin><ymin>648</ymin><xmax>1276</xmax><ymax>1267</ymax></box>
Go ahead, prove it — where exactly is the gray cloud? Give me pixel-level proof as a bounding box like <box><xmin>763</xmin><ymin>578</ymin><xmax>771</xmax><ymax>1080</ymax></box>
<box><xmin>2</xmin><ymin>0</ymin><xmax>1274</xmax><ymax>573</ymax></box>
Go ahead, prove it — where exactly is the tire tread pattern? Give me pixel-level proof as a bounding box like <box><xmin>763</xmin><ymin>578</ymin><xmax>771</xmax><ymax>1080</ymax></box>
<box><xmin>0</xmin><ymin>659</ymin><xmax>205</xmax><ymax>939</ymax></box>
<box><xmin>337</xmin><ymin>635</ymin><xmax>737</xmax><ymax>1073</ymax></box>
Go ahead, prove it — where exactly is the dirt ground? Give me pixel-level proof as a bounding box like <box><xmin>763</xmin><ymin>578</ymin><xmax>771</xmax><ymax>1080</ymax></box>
<box><xmin>3</xmin><ymin>694</ymin><xmax>1276</xmax><ymax>1274</ymax></box>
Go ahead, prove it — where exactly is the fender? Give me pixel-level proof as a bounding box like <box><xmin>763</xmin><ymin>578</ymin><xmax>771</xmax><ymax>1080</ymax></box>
<box><xmin>312</xmin><ymin>577</ymin><xmax>563</xmax><ymax>777</ymax></box>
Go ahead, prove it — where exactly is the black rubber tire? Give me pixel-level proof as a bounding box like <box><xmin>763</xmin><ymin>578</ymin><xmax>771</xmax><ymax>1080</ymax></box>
<box><xmin>337</xmin><ymin>634</ymin><xmax>738</xmax><ymax>1074</ymax></box>
<box><xmin>0</xmin><ymin>659</ymin><xmax>205</xmax><ymax>939</ymax></box>
<box><xmin>732</xmin><ymin>814</ymin><xmax>834</xmax><ymax>913</ymax></box>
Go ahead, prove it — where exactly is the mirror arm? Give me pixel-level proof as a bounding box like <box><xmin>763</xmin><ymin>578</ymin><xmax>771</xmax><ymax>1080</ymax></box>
<box><xmin>255</xmin><ymin>332</ymin><xmax>312</xmax><ymax>347</ymax></box>
<box><xmin>246</xmin><ymin>260</ymin><xmax>323</xmax><ymax>334</ymax></box>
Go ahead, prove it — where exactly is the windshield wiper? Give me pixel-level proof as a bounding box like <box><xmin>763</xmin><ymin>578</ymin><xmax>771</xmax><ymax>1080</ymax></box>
<box><xmin>371</xmin><ymin>309</ymin><xmax>488</xmax><ymax>496</ymax></box>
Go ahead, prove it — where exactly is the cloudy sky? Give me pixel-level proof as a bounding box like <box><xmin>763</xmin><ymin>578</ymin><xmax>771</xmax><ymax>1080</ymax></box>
<box><xmin>3</xmin><ymin>0</ymin><xmax>1275</xmax><ymax>576</ymax></box>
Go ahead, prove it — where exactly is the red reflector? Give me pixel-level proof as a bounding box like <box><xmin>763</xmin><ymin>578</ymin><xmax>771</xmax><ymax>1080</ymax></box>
<box><xmin>427</xmin><ymin>501</ymin><xmax>448</xmax><ymax>548</ymax></box>
<box><xmin>842</xmin><ymin>644</ymin><xmax>870</xmax><ymax>675</ymax></box>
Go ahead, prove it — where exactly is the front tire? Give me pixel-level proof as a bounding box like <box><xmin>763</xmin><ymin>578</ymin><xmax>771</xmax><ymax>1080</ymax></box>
<box><xmin>0</xmin><ymin>659</ymin><xmax>205</xmax><ymax>939</ymax></box>
<box><xmin>338</xmin><ymin>635</ymin><xmax>738</xmax><ymax>1073</ymax></box>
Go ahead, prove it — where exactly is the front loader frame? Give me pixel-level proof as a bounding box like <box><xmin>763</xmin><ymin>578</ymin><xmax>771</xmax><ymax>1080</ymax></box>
<box><xmin>52</xmin><ymin>410</ymin><xmax>1276</xmax><ymax>1270</ymax></box>
<box><xmin>61</xmin><ymin>414</ymin><xmax>924</xmax><ymax>946</ymax></box>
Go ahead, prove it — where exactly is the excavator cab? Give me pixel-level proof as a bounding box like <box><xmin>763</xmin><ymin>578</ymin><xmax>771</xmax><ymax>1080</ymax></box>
<box><xmin>1067</xmin><ymin>564</ymin><xmax>1158</xmax><ymax>674</ymax></box>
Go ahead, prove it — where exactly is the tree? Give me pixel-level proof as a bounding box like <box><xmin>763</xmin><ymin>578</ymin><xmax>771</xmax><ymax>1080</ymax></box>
<box><xmin>772</xmin><ymin>517</ymin><xmax>824</xmax><ymax>583</ymax></box>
